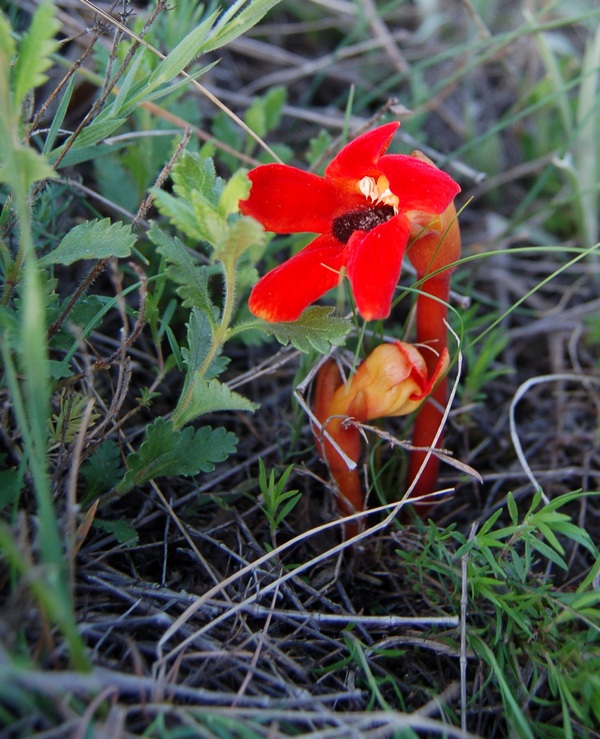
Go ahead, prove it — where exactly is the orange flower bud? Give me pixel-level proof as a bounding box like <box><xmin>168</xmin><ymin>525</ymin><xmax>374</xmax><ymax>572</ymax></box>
<box><xmin>312</xmin><ymin>342</ymin><xmax>448</xmax><ymax>528</ymax></box>
<box><xmin>333</xmin><ymin>341</ymin><xmax>449</xmax><ymax>422</ymax></box>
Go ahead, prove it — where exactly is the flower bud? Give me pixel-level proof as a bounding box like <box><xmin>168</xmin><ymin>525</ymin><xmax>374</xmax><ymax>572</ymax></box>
<box><xmin>312</xmin><ymin>342</ymin><xmax>448</xmax><ymax>525</ymax></box>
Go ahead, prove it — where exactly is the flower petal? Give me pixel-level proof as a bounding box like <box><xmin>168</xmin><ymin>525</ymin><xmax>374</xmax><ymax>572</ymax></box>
<box><xmin>240</xmin><ymin>164</ymin><xmax>349</xmax><ymax>234</ymax></box>
<box><xmin>324</xmin><ymin>122</ymin><xmax>400</xmax><ymax>181</ymax></box>
<box><xmin>248</xmin><ymin>235</ymin><xmax>347</xmax><ymax>322</ymax></box>
<box><xmin>378</xmin><ymin>154</ymin><xmax>460</xmax><ymax>213</ymax></box>
<box><xmin>345</xmin><ymin>215</ymin><xmax>411</xmax><ymax>320</ymax></box>
<box><xmin>406</xmin><ymin>345</ymin><xmax>450</xmax><ymax>401</ymax></box>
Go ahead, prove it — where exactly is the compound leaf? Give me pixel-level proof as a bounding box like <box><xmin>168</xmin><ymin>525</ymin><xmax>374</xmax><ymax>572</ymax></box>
<box><xmin>116</xmin><ymin>418</ymin><xmax>238</xmax><ymax>493</ymax></box>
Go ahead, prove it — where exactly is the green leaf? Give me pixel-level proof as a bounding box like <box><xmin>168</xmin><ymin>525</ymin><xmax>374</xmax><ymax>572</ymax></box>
<box><xmin>151</xmin><ymin>189</ymin><xmax>206</xmax><ymax>241</ymax></box>
<box><xmin>244</xmin><ymin>86</ymin><xmax>286</xmax><ymax>139</ymax></box>
<box><xmin>49</xmin><ymin>117</ymin><xmax>127</xmax><ymax>164</ymax></box>
<box><xmin>172</xmin><ymin>151</ymin><xmax>220</xmax><ymax>206</ymax></box>
<box><xmin>182</xmin><ymin>307</ymin><xmax>215</xmax><ymax>374</ymax></box>
<box><xmin>147</xmin><ymin>11</ymin><xmax>217</xmax><ymax>88</ymax></box>
<box><xmin>218</xmin><ymin>169</ymin><xmax>250</xmax><ymax>217</ymax></box>
<box><xmin>191</xmin><ymin>190</ymin><xmax>227</xmax><ymax>247</ymax></box>
<box><xmin>116</xmin><ymin>418</ymin><xmax>238</xmax><ymax>493</ymax></box>
<box><xmin>507</xmin><ymin>492</ymin><xmax>518</xmax><ymax>526</ymax></box>
<box><xmin>174</xmin><ymin>377</ymin><xmax>258</xmax><ymax>428</ymax></box>
<box><xmin>94</xmin><ymin>519</ymin><xmax>139</xmax><ymax>547</ymax></box>
<box><xmin>470</xmin><ymin>636</ymin><xmax>535</xmax><ymax>739</ymax></box>
<box><xmin>149</xmin><ymin>225</ymin><xmax>215</xmax><ymax>315</ymax></box>
<box><xmin>120</xmin><ymin>61</ymin><xmax>218</xmax><ymax>117</ymax></box>
<box><xmin>204</xmin><ymin>0</ymin><xmax>285</xmax><ymax>53</ymax></box>
<box><xmin>81</xmin><ymin>440</ymin><xmax>124</xmax><ymax>501</ymax></box>
<box><xmin>43</xmin><ymin>75</ymin><xmax>75</xmax><ymax>156</ymax></box>
<box><xmin>12</xmin><ymin>0</ymin><xmax>60</xmax><ymax>109</ymax></box>
<box><xmin>477</xmin><ymin>506</ymin><xmax>504</xmax><ymax>538</ymax></box>
<box><xmin>213</xmin><ymin>216</ymin><xmax>264</xmax><ymax>263</ymax></box>
<box><xmin>48</xmin><ymin>359</ymin><xmax>71</xmax><ymax>380</ymax></box>
<box><xmin>111</xmin><ymin>47</ymin><xmax>147</xmax><ymax>116</ymax></box>
<box><xmin>39</xmin><ymin>218</ymin><xmax>136</xmax><ymax>266</ymax></box>
<box><xmin>536</xmin><ymin>521</ymin><xmax>565</xmax><ymax>556</ymax></box>
<box><xmin>258</xmin><ymin>307</ymin><xmax>352</xmax><ymax>353</ymax></box>
<box><xmin>52</xmin><ymin>141</ymin><xmax>128</xmax><ymax>169</ymax></box>
<box><xmin>551</xmin><ymin>521</ymin><xmax>597</xmax><ymax>554</ymax></box>
<box><xmin>530</xmin><ymin>537</ymin><xmax>567</xmax><ymax>569</ymax></box>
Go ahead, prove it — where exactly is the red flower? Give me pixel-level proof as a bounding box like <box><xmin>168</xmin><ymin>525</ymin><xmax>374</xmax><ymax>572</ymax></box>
<box><xmin>240</xmin><ymin>122</ymin><xmax>460</xmax><ymax>322</ymax></box>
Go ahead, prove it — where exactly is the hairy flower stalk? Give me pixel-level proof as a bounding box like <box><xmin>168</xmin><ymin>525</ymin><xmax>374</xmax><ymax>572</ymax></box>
<box><xmin>405</xmin><ymin>166</ymin><xmax>461</xmax><ymax>511</ymax></box>
<box><xmin>313</xmin><ymin>342</ymin><xmax>449</xmax><ymax>532</ymax></box>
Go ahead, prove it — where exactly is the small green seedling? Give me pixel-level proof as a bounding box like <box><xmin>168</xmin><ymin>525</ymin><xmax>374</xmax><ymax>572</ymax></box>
<box><xmin>258</xmin><ymin>459</ymin><xmax>300</xmax><ymax>536</ymax></box>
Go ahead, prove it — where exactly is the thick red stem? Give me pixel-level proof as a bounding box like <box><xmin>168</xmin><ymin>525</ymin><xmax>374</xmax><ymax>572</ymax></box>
<box><xmin>406</xmin><ymin>202</ymin><xmax>460</xmax><ymax>514</ymax></box>
<box><xmin>406</xmin><ymin>275</ymin><xmax>450</xmax><ymax>513</ymax></box>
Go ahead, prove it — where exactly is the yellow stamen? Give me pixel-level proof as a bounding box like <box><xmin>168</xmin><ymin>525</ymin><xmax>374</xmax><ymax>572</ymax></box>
<box><xmin>357</xmin><ymin>175</ymin><xmax>399</xmax><ymax>212</ymax></box>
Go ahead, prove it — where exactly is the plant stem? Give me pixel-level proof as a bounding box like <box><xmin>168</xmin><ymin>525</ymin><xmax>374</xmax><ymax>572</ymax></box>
<box><xmin>171</xmin><ymin>256</ymin><xmax>237</xmax><ymax>429</ymax></box>
<box><xmin>406</xmin><ymin>205</ymin><xmax>460</xmax><ymax>512</ymax></box>
<box><xmin>406</xmin><ymin>275</ymin><xmax>450</xmax><ymax>512</ymax></box>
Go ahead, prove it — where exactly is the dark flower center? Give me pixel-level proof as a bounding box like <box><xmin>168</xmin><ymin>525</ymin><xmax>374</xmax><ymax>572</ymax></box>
<box><xmin>331</xmin><ymin>205</ymin><xmax>396</xmax><ymax>244</ymax></box>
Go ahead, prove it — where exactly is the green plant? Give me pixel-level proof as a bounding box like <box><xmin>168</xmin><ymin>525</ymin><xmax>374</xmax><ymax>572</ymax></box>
<box><xmin>396</xmin><ymin>490</ymin><xmax>600</xmax><ymax>736</ymax></box>
<box><xmin>258</xmin><ymin>459</ymin><xmax>300</xmax><ymax>537</ymax></box>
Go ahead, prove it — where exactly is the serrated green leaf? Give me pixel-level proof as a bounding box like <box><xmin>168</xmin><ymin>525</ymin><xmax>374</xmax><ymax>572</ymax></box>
<box><xmin>149</xmin><ymin>225</ymin><xmax>216</xmax><ymax>316</ymax></box>
<box><xmin>191</xmin><ymin>190</ymin><xmax>227</xmax><ymax>246</ymax></box>
<box><xmin>81</xmin><ymin>440</ymin><xmax>124</xmax><ymax>501</ymax></box>
<box><xmin>218</xmin><ymin>169</ymin><xmax>250</xmax><ymax>217</ymax></box>
<box><xmin>174</xmin><ymin>377</ymin><xmax>258</xmax><ymax>428</ymax></box>
<box><xmin>151</xmin><ymin>189</ymin><xmax>206</xmax><ymax>241</ymax></box>
<box><xmin>172</xmin><ymin>151</ymin><xmax>220</xmax><ymax>206</ymax></box>
<box><xmin>260</xmin><ymin>307</ymin><xmax>352</xmax><ymax>353</ymax></box>
<box><xmin>94</xmin><ymin>519</ymin><xmax>139</xmax><ymax>547</ymax></box>
<box><xmin>214</xmin><ymin>216</ymin><xmax>264</xmax><ymax>263</ymax></box>
<box><xmin>182</xmin><ymin>307</ymin><xmax>215</xmax><ymax>375</ymax></box>
<box><xmin>13</xmin><ymin>0</ymin><xmax>60</xmax><ymax>109</ymax></box>
<box><xmin>147</xmin><ymin>11</ymin><xmax>217</xmax><ymax>88</ymax></box>
<box><xmin>48</xmin><ymin>359</ymin><xmax>71</xmax><ymax>380</ymax></box>
<box><xmin>116</xmin><ymin>418</ymin><xmax>238</xmax><ymax>493</ymax></box>
<box><xmin>39</xmin><ymin>218</ymin><xmax>135</xmax><ymax>266</ymax></box>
